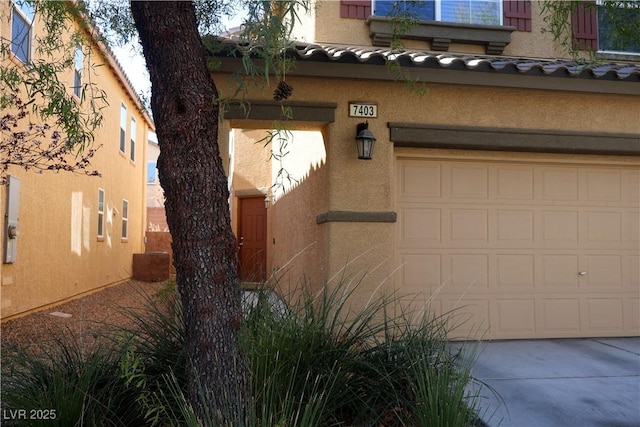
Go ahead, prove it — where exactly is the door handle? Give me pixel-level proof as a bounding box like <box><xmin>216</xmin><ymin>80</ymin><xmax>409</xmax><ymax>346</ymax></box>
<box><xmin>238</xmin><ymin>237</ymin><xmax>244</xmax><ymax>247</ymax></box>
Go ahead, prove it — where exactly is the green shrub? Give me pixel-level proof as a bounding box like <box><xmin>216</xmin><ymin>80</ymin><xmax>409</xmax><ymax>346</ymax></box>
<box><xmin>1</xmin><ymin>333</ymin><xmax>147</xmax><ymax>426</ymax></box>
<box><xmin>240</xmin><ymin>276</ymin><xmax>486</xmax><ymax>426</ymax></box>
<box><xmin>1</xmin><ymin>277</ymin><xmax>488</xmax><ymax>426</ymax></box>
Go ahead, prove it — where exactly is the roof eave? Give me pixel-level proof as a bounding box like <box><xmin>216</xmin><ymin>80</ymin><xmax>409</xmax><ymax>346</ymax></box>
<box><xmin>214</xmin><ymin>56</ymin><xmax>640</xmax><ymax>96</ymax></box>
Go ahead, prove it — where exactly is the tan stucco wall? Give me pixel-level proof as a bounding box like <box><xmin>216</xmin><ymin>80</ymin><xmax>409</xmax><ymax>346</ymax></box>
<box><xmin>229</xmin><ymin>127</ymin><xmax>330</xmax><ymax>295</ymax></box>
<box><xmin>215</xmin><ymin>68</ymin><xmax>639</xmax><ymax>306</ymax></box>
<box><xmin>268</xmin><ymin>128</ymin><xmax>329</xmax><ymax>295</ymax></box>
<box><xmin>1</xmin><ymin>4</ymin><xmax>152</xmax><ymax>319</ymax></box>
<box><xmin>218</xmin><ymin>0</ymin><xmax>639</xmax><ymax>310</ymax></box>
<box><xmin>310</xmin><ymin>1</ymin><xmax>561</xmax><ymax>58</ymax></box>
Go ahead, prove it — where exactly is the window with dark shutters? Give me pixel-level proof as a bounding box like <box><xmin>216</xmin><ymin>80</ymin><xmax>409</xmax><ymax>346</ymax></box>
<box><xmin>341</xmin><ymin>0</ymin><xmax>372</xmax><ymax>19</ymax></box>
<box><xmin>571</xmin><ymin>1</ymin><xmax>597</xmax><ymax>51</ymax></box>
<box><xmin>344</xmin><ymin>0</ymin><xmax>532</xmax><ymax>32</ymax></box>
<box><xmin>503</xmin><ymin>0</ymin><xmax>532</xmax><ymax>32</ymax></box>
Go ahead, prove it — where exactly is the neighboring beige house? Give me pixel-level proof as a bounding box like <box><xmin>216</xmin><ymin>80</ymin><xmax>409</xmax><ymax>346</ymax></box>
<box><xmin>212</xmin><ymin>0</ymin><xmax>639</xmax><ymax>339</ymax></box>
<box><xmin>1</xmin><ymin>2</ymin><xmax>154</xmax><ymax>320</ymax></box>
<box><xmin>146</xmin><ymin>131</ymin><xmax>169</xmax><ymax>232</ymax></box>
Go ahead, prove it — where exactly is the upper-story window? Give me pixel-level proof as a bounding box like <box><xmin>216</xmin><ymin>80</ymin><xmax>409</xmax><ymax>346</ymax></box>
<box><xmin>73</xmin><ymin>44</ymin><xmax>84</xmax><ymax>98</ymax></box>
<box><xmin>373</xmin><ymin>0</ymin><xmax>502</xmax><ymax>26</ymax></box>
<box><xmin>11</xmin><ymin>0</ymin><xmax>35</xmax><ymax>63</ymax></box>
<box><xmin>597</xmin><ymin>2</ymin><xmax>640</xmax><ymax>54</ymax></box>
<box><xmin>129</xmin><ymin>117</ymin><xmax>137</xmax><ymax>162</ymax></box>
<box><xmin>572</xmin><ymin>1</ymin><xmax>640</xmax><ymax>56</ymax></box>
<box><xmin>119</xmin><ymin>103</ymin><xmax>127</xmax><ymax>154</ymax></box>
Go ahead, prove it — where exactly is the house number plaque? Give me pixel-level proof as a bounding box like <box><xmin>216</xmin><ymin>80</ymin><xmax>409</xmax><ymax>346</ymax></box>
<box><xmin>349</xmin><ymin>102</ymin><xmax>378</xmax><ymax>118</ymax></box>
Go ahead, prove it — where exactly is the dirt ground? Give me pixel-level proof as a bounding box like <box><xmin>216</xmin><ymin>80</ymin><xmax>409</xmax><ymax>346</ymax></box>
<box><xmin>1</xmin><ymin>280</ymin><xmax>168</xmax><ymax>353</ymax></box>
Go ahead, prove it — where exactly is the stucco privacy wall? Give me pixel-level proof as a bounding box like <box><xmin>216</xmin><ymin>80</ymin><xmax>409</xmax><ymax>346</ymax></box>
<box><xmin>215</xmin><ymin>70</ymin><xmax>639</xmax><ymax>320</ymax></box>
<box><xmin>228</xmin><ymin>126</ymin><xmax>330</xmax><ymax>295</ymax></box>
<box><xmin>1</xmin><ymin>4</ymin><xmax>152</xmax><ymax>320</ymax></box>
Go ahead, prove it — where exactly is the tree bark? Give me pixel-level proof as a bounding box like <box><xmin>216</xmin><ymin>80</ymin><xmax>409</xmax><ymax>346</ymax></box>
<box><xmin>130</xmin><ymin>1</ymin><xmax>246</xmax><ymax>423</ymax></box>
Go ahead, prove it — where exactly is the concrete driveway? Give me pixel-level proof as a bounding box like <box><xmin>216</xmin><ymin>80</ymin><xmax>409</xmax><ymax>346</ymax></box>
<box><xmin>467</xmin><ymin>338</ymin><xmax>640</xmax><ymax>427</ymax></box>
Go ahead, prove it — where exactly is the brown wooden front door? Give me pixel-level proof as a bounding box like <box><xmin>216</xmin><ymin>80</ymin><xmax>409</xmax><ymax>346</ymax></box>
<box><xmin>238</xmin><ymin>196</ymin><xmax>267</xmax><ymax>282</ymax></box>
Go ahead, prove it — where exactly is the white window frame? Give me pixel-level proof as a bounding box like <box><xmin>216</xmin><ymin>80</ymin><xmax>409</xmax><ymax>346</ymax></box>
<box><xmin>374</xmin><ymin>0</ymin><xmax>503</xmax><ymax>26</ymax></box>
<box><xmin>11</xmin><ymin>0</ymin><xmax>34</xmax><ymax>63</ymax></box>
<box><xmin>121</xmin><ymin>199</ymin><xmax>129</xmax><ymax>240</ymax></box>
<box><xmin>130</xmin><ymin>117</ymin><xmax>136</xmax><ymax>162</ymax></box>
<box><xmin>119</xmin><ymin>103</ymin><xmax>127</xmax><ymax>154</ymax></box>
<box><xmin>73</xmin><ymin>44</ymin><xmax>84</xmax><ymax>98</ymax></box>
<box><xmin>434</xmin><ymin>0</ymin><xmax>502</xmax><ymax>26</ymax></box>
<box><xmin>596</xmin><ymin>0</ymin><xmax>640</xmax><ymax>56</ymax></box>
<box><xmin>97</xmin><ymin>188</ymin><xmax>105</xmax><ymax>239</ymax></box>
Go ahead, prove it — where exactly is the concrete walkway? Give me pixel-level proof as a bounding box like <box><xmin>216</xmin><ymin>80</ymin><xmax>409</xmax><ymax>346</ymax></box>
<box><xmin>467</xmin><ymin>338</ymin><xmax>640</xmax><ymax>427</ymax></box>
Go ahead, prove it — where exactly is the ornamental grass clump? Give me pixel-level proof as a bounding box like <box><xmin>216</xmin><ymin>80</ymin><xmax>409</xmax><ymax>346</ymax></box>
<box><xmin>1</xmin><ymin>333</ymin><xmax>147</xmax><ymax>427</ymax></box>
<box><xmin>238</xmin><ymin>273</ymin><xmax>487</xmax><ymax>426</ymax></box>
<box><xmin>1</xmin><ymin>276</ymin><xmax>488</xmax><ymax>426</ymax></box>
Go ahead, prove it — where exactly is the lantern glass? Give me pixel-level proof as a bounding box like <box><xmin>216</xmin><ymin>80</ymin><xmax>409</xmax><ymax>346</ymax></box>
<box><xmin>356</xmin><ymin>137</ymin><xmax>375</xmax><ymax>160</ymax></box>
<box><xmin>355</xmin><ymin>123</ymin><xmax>376</xmax><ymax>160</ymax></box>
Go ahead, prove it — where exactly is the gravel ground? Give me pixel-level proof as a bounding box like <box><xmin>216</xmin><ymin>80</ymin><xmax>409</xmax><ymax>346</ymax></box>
<box><xmin>1</xmin><ymin>279</ymin><xmax>169</xmax><ymax>353</ymax></box>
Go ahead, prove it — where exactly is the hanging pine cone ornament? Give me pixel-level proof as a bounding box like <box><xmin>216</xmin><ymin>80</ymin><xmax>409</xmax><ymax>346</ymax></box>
<box><xmin>273</xmin><ymin>80</ymin><xmax>293</xmax><ymax>101</ymax></box>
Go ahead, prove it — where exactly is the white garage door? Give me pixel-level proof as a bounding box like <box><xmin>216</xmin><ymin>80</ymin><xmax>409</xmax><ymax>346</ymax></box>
<box><xmin>395</xmin><ymin>153</ymin><xmax>640</xmax><ymax>339</ymax></box>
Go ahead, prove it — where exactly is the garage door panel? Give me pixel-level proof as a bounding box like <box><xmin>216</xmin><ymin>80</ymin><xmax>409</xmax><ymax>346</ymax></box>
<box><xmin>541</xmin><ymin>210</ymin><xmax>579</xmax><ymax>243</ymax></box>
<box><xmin>496</xmin><ymin>210</ymin><xmax>534</xmax><ymax>242</ymax></box>
<box><xmin>583</xmin><ymin>170</ymin><xmax>622</xmax><ymax>202</ymax></box>
<box><xmin>539</xmin><ymin>167</ymin><xmax>579</xmax><ymax>201</ymax></box>
<box><xmin>497</xmin><ymin>254</ymin><xmax>535</xmax><ymax>287</ymax></box>
<box><xmin>627</xmin><ymin>298</ymin><xmax>640</xmax><ymax>331</ymax></box>
<box><xmin>448</xmin><ymin>164</ymin><xmax>488</xmax><ymax>199</ymax></box>
<box><xmin>495</xmin><ymin>299</ymin><xmax>537</xmax><ymax>335</ymax></box>
<box><xmin>398</xmin><ymin>161</ymin><xmax>441</xmax><ymax>199</ymax></box>
<box><xmin>450</xmin><ymin>209</ymin><xmax>488</xmax><ymax>242</ymax></box>
<box><xmin>584</xmin><ymin>255</ymin><xmax>623</xmax><ymax>288</ymax></box>
<box><xmin>585</xmin><ymin>298</ymin><xmax>625</xmax><ymax>332</ymax></box>
<box><xmin>449</xmin><ymin>254</ymin><xmax>489</xmax><ymax>288</ymax></box>
<box><xmin>399</xmin><ymin>252</ymin><xmax>441</xmax><ymax>290</ymax></box>
<box><xmin>441</xmin><ymin>297</ymin><xmax>490</xmax><ymax>339</ymax></box>
<box><xmin>540</xmin><ymin>254</ymin><xmax>580</xmax><ymax>288</ymax></box>
<box><xmin>627</xmin><ymin>212</ymin><xmax>639</xmax><ymax>242</ymax></box>
<box><xmin>399</xmin><ymin>207</ymin><xmax>441</xmax><ymax>243</ymax></box>
<box><xmin>495</xmin><ymin>166</ymin><xmax>534</xmax><ymax>200</ymax></box>
<box><xmin>630</xmin><ymin>255</ymin><xmax>639</xmax><ymax>286</ymax></box>
<box><xmin>584</xmin><ymin>211</ymin><xmax>622</xmax><ymax>243</ymax></box>
<box><xmin>396</xmin><ymin>155</ymin><xmax>639</xmax><ymax>339</ymax></box>
<box><xmin>541</xmin><ymin>298</ymin><xmax>581</xmax><ymax>334</ymax></box>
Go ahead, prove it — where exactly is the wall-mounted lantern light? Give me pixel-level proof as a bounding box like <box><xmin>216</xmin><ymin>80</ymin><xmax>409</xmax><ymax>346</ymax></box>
<box><xmin>355</xmin><ymin>121</ymin><xmax>376</xmax><ymax>160</ymax></box>
<box><xmin>264</xmin><ymin>193</ymin><xmax>274</xmax><ymax>209</ymax></box>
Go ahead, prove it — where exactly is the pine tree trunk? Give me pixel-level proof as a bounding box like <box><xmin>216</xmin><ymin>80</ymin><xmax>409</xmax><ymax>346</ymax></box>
<box><xmin>130</xmin><ymin>1</ymin><xmax>246</xmax><ymax>423</ymax></box>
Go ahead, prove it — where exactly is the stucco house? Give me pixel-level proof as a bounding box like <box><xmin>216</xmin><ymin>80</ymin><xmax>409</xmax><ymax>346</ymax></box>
<box><xmin>212</xmin><ymin>1</ymin><xmax>639</xmax><ymax>340</ymax></box>
<box><xmin>1</xmin><ymin>1</ymin><xmax>154</xmax><ymax>320</ymax></box>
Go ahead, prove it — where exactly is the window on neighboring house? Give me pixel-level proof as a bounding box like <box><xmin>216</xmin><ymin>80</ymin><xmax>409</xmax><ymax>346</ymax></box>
<box><xmin>73</xmin><ymin>44</ymin><xmax>84</xmax><ymax>98</ymax></box>
<box><xmin>119</xmin><ymin>103</ymin><xmax>127</xmax><ymax>154</ymax></box>
<box><xmin>11</xmin><ymin>0</ymin><xmax>35</xmax><ymax>63</ymax></box>
<box><xmin>373</xmin><ymin>0</ymin><xmax>502</xmax><ymax>26</ymax></box>
<box><xmin>130</xmin><ymin>118</ymin><xmax>136</xmax><ymax>162</ymax></box>
<box><xmin>98</xmin><ymin>188</ymin><xmax>105</xmax><ymax>239</ymax></box>
<box><xmin>147</xmin><ymin>161</ymin><xmax>158</xmax><ymax>184</ymax></box>
<box><xmin>121</xmin><ymin>199</ymin><xmax>129</xmax><ymax>240</ymax></box>
<box><xmin>597</xmin><ymin>2</ymin><xmax>640</xmax><ymax>54</ymax></box>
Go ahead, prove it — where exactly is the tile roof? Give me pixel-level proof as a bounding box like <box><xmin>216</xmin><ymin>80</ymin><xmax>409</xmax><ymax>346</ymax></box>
<box><xmin>215</xmin><ymin>38</ymin><xmax>640</xmax><ymax>83</ymax></box>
